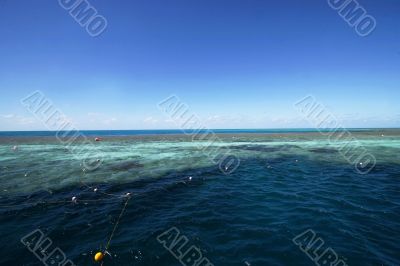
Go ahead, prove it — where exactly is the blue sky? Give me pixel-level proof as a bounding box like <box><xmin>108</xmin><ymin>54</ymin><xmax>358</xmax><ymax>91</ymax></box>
<box><xmin>0</xmin><ymin>0</ymin><xmax>399</xmax><ymax>130</ymax></box>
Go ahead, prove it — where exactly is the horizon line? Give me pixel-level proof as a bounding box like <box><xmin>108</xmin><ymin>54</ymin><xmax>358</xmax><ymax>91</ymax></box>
<box><xmin>1</xmin><ymin>127</ymin><xmax>400</xmax><ymax>132</ymax></box>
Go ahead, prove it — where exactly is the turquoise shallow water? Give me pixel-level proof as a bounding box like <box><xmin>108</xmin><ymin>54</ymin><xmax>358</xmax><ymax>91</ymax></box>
<box><xmin>0</xmin><ymin>129</ymin><xmax>399</xmax><ymax>265</ymax></box>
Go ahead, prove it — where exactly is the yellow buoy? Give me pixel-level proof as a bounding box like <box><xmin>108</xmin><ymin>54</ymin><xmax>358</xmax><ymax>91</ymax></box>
<box><xmin>94</xmin><ymin>252</ymin><xmax>104</xmax><ymax>262</ymax></box>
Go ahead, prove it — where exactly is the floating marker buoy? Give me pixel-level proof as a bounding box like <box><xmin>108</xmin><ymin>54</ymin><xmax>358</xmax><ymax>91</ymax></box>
<box><xmin>94</xmin><ymin>188</ymin><xmax>98</xmax><ymax>192</ymax></box>
<box><xmin>95</xmin><ymin>137</ymin><xmax>102</xmax><ymax>142</ymax></box>
<box><xmin>72</xmin><ymin>196</ymin><xmax>77</xmax><ymax>203</ymax></box>
<box><xmin>188</xmin><ymin>176</ymin><xmax>192</xmax><ymax>181</ymax></box>
<box><xmin>94</xmin><ymin>252</ymin><xmax>104</xmax><ymax>262</ymax></box>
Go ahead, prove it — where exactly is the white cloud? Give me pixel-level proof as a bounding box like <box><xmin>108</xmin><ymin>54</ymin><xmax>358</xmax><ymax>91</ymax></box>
<box><xmin>103</xmin><ymin>117</ymin><xmax>117</xmax><ymax>125</ymax></box>
<box><xmin>0</xmin><ymin>114</ymin><xmax>36</xmax><ymax>125</ymax></box>
<box><xmin>87</xmin><ymin>112</ymin><xmax>101</xmax><ymax>117</ymax></box>
<box><xmin>143</xmin><ymin>116</ymin><xmax>158</xmax><ymax>123</ymax></box>
<box><xmin>86</xmin><ymin>112</ymin><xmax>118</xmax><ymax>125</ymax></box>
<box><xmin>1</xmin><ymin>114</ymin><xmax>15</xmax><ymax>119</ymax></box>
<box><xmin>0</xmin><ymin>113</ymin><xmax>40</xmax><ymax>130</ymax></box>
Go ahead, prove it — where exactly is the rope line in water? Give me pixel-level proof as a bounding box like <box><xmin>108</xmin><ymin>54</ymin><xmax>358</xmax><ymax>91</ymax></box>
<box><xmin>106</xmin><ymin>196</ymin><xmax>131</xmax><ymax>250</ymax></box>
<box><xmin>0</xmin><ymin>197</ymin><xmax>124</xmax><ymax>209</ymax></box>
<box><xmin>0</xmin><ymin>181</ymin><xmax>130</xmax><ymax>209</ymax></box>
<box><xmin>101</xmin><ymin>195</ymin><xmax>131</xmax><ymax>266</ymax></box>
<box><xmin>80</xmin><ymin>181</ymin><xmax>125</xmax><ymax>198</ymax></box>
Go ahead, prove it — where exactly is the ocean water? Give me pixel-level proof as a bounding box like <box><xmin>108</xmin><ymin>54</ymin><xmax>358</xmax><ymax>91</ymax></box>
<box><xmin>0</xmin><ymin>129</ymin><xmax>399</xmax><ymax>266</ymax></box>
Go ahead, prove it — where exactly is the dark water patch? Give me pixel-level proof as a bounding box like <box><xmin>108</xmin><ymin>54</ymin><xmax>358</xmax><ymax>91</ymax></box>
<box><xmin>108</xmin><ymin>160</ymin><xmax>144</xmax><ymax>171</ymax></box>
<box><xmin>309</xmin><ymin>147</ymin><xmax>339</xmax><ymax>154</ymax></box>
<box><xmin>230</xmin><ymin>144</ymin><xmax>300</xmax><ymax>153</ymax></box>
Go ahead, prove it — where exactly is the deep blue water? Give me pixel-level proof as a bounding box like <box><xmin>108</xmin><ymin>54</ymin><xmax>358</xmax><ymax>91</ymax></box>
<box><xmin>0</xmin><ymin>130</ymin><xmax>399</xmax><ymax>266</ymax></box>
<box><xmin>0</xmin><ymin>128</ymin><xmax>381</xmax><ymax>137</ymax></box>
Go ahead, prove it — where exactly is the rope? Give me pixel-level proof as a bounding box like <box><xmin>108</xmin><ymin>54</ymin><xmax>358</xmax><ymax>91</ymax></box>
<box><xmin>105</xmin><ymin>196</ymin><xmax>130</xmax><ymax>249</ymax></box>
<box><xmin>0</xmin><ymin>197</ymin><xmax>124</xmax><ymax>209</ymax></box>
<box><xmin>0</xmin><ymin>181</ymin><xmax>128</xmax><ymax>209</ymax></box>
<box><xmin>80</xmin><ymin>181</ymin><xmax>125</xmax><ymax>198</ymax></box>
<box><xmin>100</xmin><ymin>195</ymin><xmax>131</xmax><ymax>265</ymax></box>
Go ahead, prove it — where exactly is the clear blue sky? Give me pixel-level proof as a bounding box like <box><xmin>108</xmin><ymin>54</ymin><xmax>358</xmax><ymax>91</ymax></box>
<box><xmin>0</xmin><ymin>0</ymin><xmax>399</xmax><ymax>130</ymax></box>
